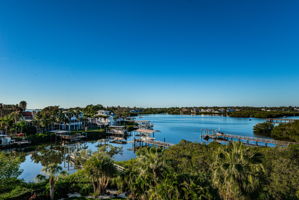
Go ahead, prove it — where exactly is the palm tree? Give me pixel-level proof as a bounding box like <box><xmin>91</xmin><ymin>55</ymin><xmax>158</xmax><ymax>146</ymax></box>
<box><xmin>42</xmin><ymin>163</ymin><xmax>63</xmax><ymax>200</ymax></box>
<box><xmin>122</xmin><ymin>147</ymin><xmax>168</xmax><ymax>199</ymax></box>
<box><xmin>135</xmin><ymin>148</ymin><xmax>167</xmax><ymax>185</ymax></box>
<box><xmin>72</xmin><ymin>149</ymin><xmax>92</xmax><ymax>167</ymax></box>
<box><xmin>0</xmin><ymin>114</ymin><xmax>14</xmax><ymax>135</ymax></box>
<box><xmin>31</xmin><ymin>145</ymin><xmax>65</xmax><ymax>199</ymax></box>
<box><xmin>19</xmin><ymin>101</ymin><xmax>27</xmax><ymax>111</ymax></box>
<box><xmin>15</xmin><ymin>120</ymin><xmax>27</xmax><ymax>134</ymax></box>
<box><xmin>79</xmin><ymin>145</ymin><xmax>121</xmax><ymax>196</ymax></box>
<box><xmin>83</xmin><ymin>152</ymin><xmax>117</xmax><ymax>195</ymax></box>
<box><xmin>212</xmin><ymin>142</ymin><xmax>264</xmax><ymax>200</ymax></box>
<box><xmin>0</xmin><ymin>117</ymin><xmax>8</xmax><ymax>133</ymax></box>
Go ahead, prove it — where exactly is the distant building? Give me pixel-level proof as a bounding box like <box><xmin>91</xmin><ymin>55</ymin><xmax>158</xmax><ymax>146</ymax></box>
<box><xmin>22</xmin><ymin>111</ymin><xmax>34</xmax><ymax>121</ymax></box>
<box><xmin>135</xmin><ymin>120</ymin><xmax>153</xmax><ymax>129</ymax></box>
<box><xmin>88</xmin><ymin>110</ymin><xmax>115</xmax><ymax>126</ymax></box>
<box><xmin>180</xmin><ymin>108</ymin><xmax>189</xmax><ymax>114</ymax></box>
<box><xmin>55</xmin><ymin>113</ymin><xmax>84</xmax><ymax>131</ymax></box>
<box><xmin>219</xmin><ymin>108</ymin><xmax>226</xmax><ymax>113</ymax></box>
<box><xmin>130</xmin><ymin>109</ymin><xmax>140</xmax><ymax>114</ymax></box>
<box><xmin>191</xmin><ymin>108</ymin><xmax>199</xmax><ymax>114</ymax></box>
<box><xmin>97</xmin><ymin>110</ymin><xmax>112</xmax><ymax>116</ymax></box>
<box><xmin>226</xmin><ymin>108</ymin><xmax>235</xmax><ymax>113</ymax></box>
<box><xmin>59</xmin><ymin>118</ymin><xmax>83</xmax><ymax>131</ymax></box>
<box><xmin>200</xmin><ymin>108</ymin><xmax>214</xmax><ymax>113</ymax></box>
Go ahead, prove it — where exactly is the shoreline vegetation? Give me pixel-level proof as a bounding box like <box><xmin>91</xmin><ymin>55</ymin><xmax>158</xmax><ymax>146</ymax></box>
<box><xmin>136</xmin><ymin>107</ymin><xmax>299</xmax><ymax>118</ymax></box>
<box><xmin>254</xmin><ymin>121</ymin><xmax>299</xmax><ymax>142</ymax></box>
<box><xmin>1</xmin><ymin>141</ymin><xmax>299</xmax><ymax>200</ymax></box>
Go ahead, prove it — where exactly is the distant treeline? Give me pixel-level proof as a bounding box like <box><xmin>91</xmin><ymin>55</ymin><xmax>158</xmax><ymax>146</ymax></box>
<box><xmin>229</xmin><ymin>111</ymin><xmax>299</xmax><ymax>118</ymax></box>
<box><xmin>139</xmin><ymin>107</ymin><xmax>299</xmax><ymax>118</ymax></box>
<box><xmin>140</xmin><ymin>107</ymin><xmax>181</xmax><ymax>115</ymax></box>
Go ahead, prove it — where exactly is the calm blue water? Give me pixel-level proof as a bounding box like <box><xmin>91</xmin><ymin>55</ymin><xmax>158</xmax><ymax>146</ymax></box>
<box><xmin>139</xmin><ymin>114</ymin><xmax>265</xmax><ymax>144</ymax></box>
<box><xmin>16</xmin><ymin>114</ymin><xmax>299</xmax><ymax>182</ymax></box>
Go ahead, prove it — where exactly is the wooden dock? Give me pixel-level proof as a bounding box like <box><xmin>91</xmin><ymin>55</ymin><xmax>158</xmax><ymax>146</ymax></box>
<box><xmin>202</xmin><ymin>132</ymin><xmax>298</xmax><ymax>147</ymax></box>
<box><xmin>134</xmin><ymin>138</ymin><xmax>174</xmax><ymax>148</ymax></box>
<box><xmin>59</xmin><ymin>134</ymin><xmax>87</xmax><ymax>141</ymax></box>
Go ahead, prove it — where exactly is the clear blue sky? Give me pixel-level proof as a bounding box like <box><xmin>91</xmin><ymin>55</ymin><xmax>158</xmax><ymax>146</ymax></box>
<box><xmin>0</xmin><ymin>0</ymin><xmax>299</xmax><ymax>108</ymax></box>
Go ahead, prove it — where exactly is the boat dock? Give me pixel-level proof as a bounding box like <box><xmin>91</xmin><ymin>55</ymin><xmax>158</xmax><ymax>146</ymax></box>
<box><xmin>135</xmin><ymin>120</ymin><xmax>153</xmax><ymax>129</ymax></box>
<box><xmin>133</xmin><ymin>137</ymin><xmax>174</xmax><ymax>148</ymax></box>
<box><xmin>51</xmin><ymin>130</ymin><xmax>87</xmax><ymax>141</ymax></box>
<box><xmin>201</xmin><ymin>131</ymin><xmax>298</xmax><ymax>147</ymax></box>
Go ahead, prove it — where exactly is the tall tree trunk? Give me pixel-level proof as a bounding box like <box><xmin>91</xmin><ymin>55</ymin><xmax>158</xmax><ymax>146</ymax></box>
<box><xmin>99</xmin><ymin>176</ymin><xmax>109</xmax><ymax>195</ymax></box>
<box><xmin>49</xmin><ymin>176</ymin><xmax>55</xmax><ymax>200</ymax></box>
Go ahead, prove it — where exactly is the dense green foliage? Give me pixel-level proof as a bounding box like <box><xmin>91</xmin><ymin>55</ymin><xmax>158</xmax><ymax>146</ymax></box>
<box><xmin>0</xmin><ymin>111</ymin><xmax>23</xmax><ymax>135</ymax></box>
<box><xmin>0</xmin><ymin>152</ymin><xmax>30</xmax><ymax>200</ymax></box>
<box><xmin>1</xmin><ymin>142</ymin><xmax>299</xmax><ymax>199</ymax></box>
<box><xmin>117</xmin><ymin>146</ymin><xmax>218</xmax><ymax>199</ymax></box>
<box><xmin>211</xmin><ymin>142</ymin><xmax>264</xmax><ymax>199</ymax></box>
<box><xmin>253</xmin><ymin>122</ymin><xmax>274</xmax><ymax>137</ymax></box>
<box><xmin>271</xmin><ymin>121</ymin><xmax>299</xmax><ymax>142</ymax></box>
<box><xmin>254</xmin><ymin>121</ymin><xmax>299</xmax><ymax>142</ymax></box>
<box><xmin>83</xmin><ymin>104</ymin><xmax>104</xmax><ymax>118</ymax></box>
<box><xmin>0</xmin><ymin>152</ymin><xmax>22</xmax><ymax>180</ymax></box>
<box><xmin>116</xmin><ymin>141</ymin><xmax>299</xmax><ymax>200</ymax></box>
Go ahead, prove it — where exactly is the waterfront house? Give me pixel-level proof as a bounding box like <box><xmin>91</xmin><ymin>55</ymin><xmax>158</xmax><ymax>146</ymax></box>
<box><xmin>22</xmin><ymin>111</ymin><xmax>34</xmax><ymax>122</ymax></box>
<box><xmin>135</xmin><ymin>120</ymin><xmax>153</xmax><ymax>129</ymax></box>
<box><xmin>92</xmin><ymin>110</ymin><xmax>115</xmax><ymax>126</ymax></box>
<box><xmin>97</xmin><ymin>110</ymin><xmax>112</xmax><ymax>116</ymax></box>
<box><xmin>55</xmin><ymin>114</ymin><xmax>84</xmax><ymax>131</ymax></box>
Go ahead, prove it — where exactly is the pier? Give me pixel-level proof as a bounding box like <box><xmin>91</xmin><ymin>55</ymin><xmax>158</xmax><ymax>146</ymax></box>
<box><xmin>133</xmin><ymin>137</ymin><xmax>174</xmax><ymax>148</ymax></box>
<box><xmin>51</xmin><ymin>130</ymin><xmax>87</xmax><ymax>142</ymax></box>
<box><xmin>201</xmin><ymin>130</ymin><xmax>299</xmax><ymax>147</ymax></box>
<box><xmin>58</xmin><ymin>134</ymin><xmax>87</xmax><ymax>142</ymax></box>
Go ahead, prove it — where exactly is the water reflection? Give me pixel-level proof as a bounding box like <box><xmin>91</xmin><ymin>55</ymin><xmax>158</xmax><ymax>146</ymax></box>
<box><xmin>15</xmin><ymin>114</ymin><xmax>299</xmax><ymax>182</ymax></box>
